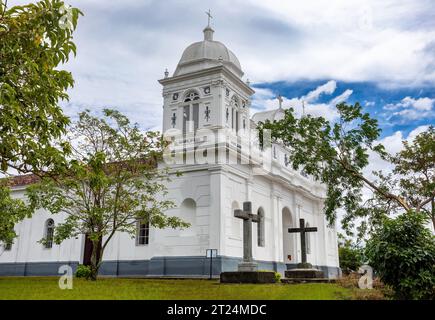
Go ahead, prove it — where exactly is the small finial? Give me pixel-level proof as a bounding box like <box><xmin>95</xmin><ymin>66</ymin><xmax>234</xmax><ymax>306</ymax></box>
<box><xmin>246</xmin><ymin>78</ymin><xmax>250</xmax><ymax>86</ymax></box>
<box><xmin>277</xmin><ymin>94</ymin><xmax>283</xmax><ymax>109</ymax></box>
<box><xmin>164</xmin><ymin>68</ymin><xmax>169</xmax><ymax>78</ymax></box>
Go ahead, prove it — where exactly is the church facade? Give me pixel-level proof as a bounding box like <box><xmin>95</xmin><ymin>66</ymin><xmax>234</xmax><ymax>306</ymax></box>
<box><xmin>0</xmin><ymin>24</ymin><xmax>340</xmax><ymax>278</ymax></box>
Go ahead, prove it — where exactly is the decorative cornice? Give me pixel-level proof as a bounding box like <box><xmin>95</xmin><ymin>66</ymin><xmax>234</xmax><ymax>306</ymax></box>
<box><xmin>159</xmin><ymin>65</ymin><xmax>255</xmax><ymax>96</ymax></box>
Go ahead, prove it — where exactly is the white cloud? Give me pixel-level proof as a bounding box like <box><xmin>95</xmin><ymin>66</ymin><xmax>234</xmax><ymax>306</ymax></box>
<box><xmin>393</xmin><ymin>108</ymin><xmax>433</xmax><ymax>120</ymax></box>
<box><xmin>329</xmin><ymin>89</ymin><xmax>353</xmax><ymax>106</ymax></box>
<box><xmin>251</xmin><ymin>80</ymin><xmax>345</xmax><ymax>121</ymax></box>
<box><xmin>401</xmin><ymin>97</ymin><xmax>434</xmax><ymax>111</ymax></box>
<box><xmin>303</xmin><ymin>80</ymin><xmax>337</xmax><ymax>103</ymax></box>
<box><xmin>384</xmin><ymin>96</ymin><xmax>435</xmax><ymax>121</ymax></box>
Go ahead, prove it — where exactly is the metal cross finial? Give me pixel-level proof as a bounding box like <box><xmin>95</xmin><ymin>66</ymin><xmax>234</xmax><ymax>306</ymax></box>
<box><xmin>205</xmin><ymin>9</ymin><xmax>213</xmax><ymax>27</ymax></box>
<box><xmin>277</xmin><ymin>94</ymin><xmax>283</xmax><ymax>109</ymax></box>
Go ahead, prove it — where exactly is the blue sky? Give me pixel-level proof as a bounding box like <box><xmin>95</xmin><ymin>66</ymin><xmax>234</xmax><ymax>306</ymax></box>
<box><xmin>253</xmin><ymin>80</ymin><xmax>435</xmax><ymax>138</ymax></box>
<box><xmin>13</xmin><ymin>0</ymin><xmax>435</xmax><ymax>145</ymax></box>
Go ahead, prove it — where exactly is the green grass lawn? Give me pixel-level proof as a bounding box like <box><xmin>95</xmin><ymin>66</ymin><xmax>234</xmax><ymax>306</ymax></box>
<box><xmin>0</xmin><ymin>277</ymin><xmax>353</xmax><ymax>300</ymax></box>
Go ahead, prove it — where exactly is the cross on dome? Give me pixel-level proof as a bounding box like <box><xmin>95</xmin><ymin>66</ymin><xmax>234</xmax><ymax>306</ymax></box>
<box><xmin>277</xmin><ymin>94</ymin><xmax>283</xmax><ymax>109</ymax></box>
<box><xmin>205</xmin><ymin>9</ymin><xmax>213</xmax><ymax>27</ymax></box>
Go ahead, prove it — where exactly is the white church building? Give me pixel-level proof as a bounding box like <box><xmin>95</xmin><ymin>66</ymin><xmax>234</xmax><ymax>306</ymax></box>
<box><xmin>0</xmin><ymin>24</ymin><xmax>340</xmax><ymax>278</ymax></box>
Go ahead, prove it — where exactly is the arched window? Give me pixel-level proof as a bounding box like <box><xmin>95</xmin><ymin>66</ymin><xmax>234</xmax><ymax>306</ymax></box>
<box><xmin>305</xmin><ymin>222</ymin><xmax>311</xmax><ymax>254</ymax></box>
<box><xmin>180</xmin><ymin>198</ymin><xmax>197</xmax><ymax>236</ymax></box>
<box><xmin>184</xmin><ymin>90</ymin><xmax>200</xmax><ymax>102</ymax></box>
<box><xmin>282</xmin><ymin>207</ymin><xmax>294</xmax><ymax>262</ymax></box>
<box><xmin>44</xmin><ymin>219</ymin><xmax>55</xmax><ymax>249</ymax></box>
<box><xmin>136</xmin><ymin>220</ymin><xmax>149</xmax><ymax>245</ymax></box>
<box><xmin>182</xmin><ymin>90</ymin><xmax>200</xmax><ymax>135</ymax></box>
<box><xmin>257</xmin><ymin>207</ymin><xmax>265</xmax><ymax>247</ymax></box>
<box><xmin>230</xmin><ymin>96</ymin><xmax>239</xmax><ymax>132</ymax></box>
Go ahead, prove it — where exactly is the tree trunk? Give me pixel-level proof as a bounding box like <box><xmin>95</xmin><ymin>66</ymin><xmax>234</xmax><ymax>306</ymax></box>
<box><xmin>89</xmin><ymin>237</ymin><xmax>102</xmax><ymax>281</ymax></box>
<box><xmin>432</xmin><ymin>199</ymin><xmax>435</xmax><ymax>232</ymax></box>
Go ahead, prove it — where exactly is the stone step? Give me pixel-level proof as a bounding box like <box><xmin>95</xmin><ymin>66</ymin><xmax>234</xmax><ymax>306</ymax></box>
<box><xmin>285</xmin><ymin>268</ymin><xmax>325</xmax><ymax>279</ymax></box>
<box><xmin>220</xmin><ymin>271</ymin><xmax>276</xmax><ymax>284</ymax></box>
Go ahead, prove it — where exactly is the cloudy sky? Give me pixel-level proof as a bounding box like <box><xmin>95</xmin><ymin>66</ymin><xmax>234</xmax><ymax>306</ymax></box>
<box><xmin>13</xmin><ymin>0</ymin><xmax>435</xmax><ymax>154</ymax></box>
<box><xmin>10</xmin><ymin>0</ymin><xmax>434</xmax><ymax>232</ymax></box>
<box><xmin>46</xmin><ymin>0</ymin><xmax>434</xmax><ymax>134</ymax></box>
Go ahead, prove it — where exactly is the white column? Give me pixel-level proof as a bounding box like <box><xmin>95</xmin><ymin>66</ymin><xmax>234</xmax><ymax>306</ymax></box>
<box><xmin>272</xmin><ymin>192</ymin><xmax>281</xmax><ymax>262</ymax></box>
<box><xmin>321</xmin><ymin>201</ymin><xmax>329</xmax><ymax>267</ymax></box>
<box><xmin>294</xmin><ymin>201</ymin><xmax>302</xmax><ymax>263</ymax></box>
<box><xmin>209</xmin><ymin>168</ymin><xmax>224</xmax><ymax>255</ymax></box>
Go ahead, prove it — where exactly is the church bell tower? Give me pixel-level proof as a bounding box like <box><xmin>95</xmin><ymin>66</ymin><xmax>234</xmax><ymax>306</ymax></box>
<box><xmin>158</xmin><ymin>21</ymin><xmax>255</xmax><ymax>161</ymax></box>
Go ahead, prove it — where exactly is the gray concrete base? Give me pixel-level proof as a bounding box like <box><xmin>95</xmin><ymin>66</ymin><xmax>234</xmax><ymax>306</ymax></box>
<box><xmin>238</xmin><ymin>262</ymin><xmax>258</xmax><ymax>272</ymax></box>
<box><xmin>282</xmin><ymin>278</ymin><xmax>336</xmax><ymax>284</ymax></box>
<box><xmin>0</xmin><ymin>256</ymin><xmax>339</xmax><ymax>278</ymax></box>
<box><xmin>286</xmin><ymin>263</ymin><xmax>341</xmax><ymax>279</ymax></box>
<box><xmin>0</xmin><ymin>261</ymin><xmax>79</xmax><ymax>276</ymax></box>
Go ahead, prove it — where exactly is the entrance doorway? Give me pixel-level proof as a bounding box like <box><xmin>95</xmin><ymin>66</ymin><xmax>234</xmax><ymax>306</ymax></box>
<box><xmin>282</xmin><ymin>207</ymin><xmax>295</xmax><ymax>263</ymax></box>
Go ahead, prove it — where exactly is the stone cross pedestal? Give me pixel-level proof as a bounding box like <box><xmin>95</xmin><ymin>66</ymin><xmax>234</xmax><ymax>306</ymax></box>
<box><xmin>234</xmin><ymin>201</ymin><xmax>259</xmax><ymax>272</ymax></box>
<box><xmin>220</xmin><ymin>201</ymin><xmax>276</xmax><ymax>283</ymax></box>
<box><xmin>285</xmin><ymin>218</ymin><xmax>326</xmax><ymax>280</ymax></box>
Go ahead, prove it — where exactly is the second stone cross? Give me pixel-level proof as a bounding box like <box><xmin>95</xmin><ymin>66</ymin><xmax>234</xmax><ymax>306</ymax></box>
<box><xmin>234</xmin><ymin>201</ymin><xmax>260</xmax><ymax>272</ymax></box>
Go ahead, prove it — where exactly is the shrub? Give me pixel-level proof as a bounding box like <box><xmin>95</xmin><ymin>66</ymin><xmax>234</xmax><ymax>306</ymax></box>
<box><xmin>365</xmin><ymin>212</ymin><xmax>435</xmax><ymax>300</ymax></box>
<box><xmin>75</xmin><ymin>264</ymin><xmax>92</xmax><ymax>279</ymax></box>
<box><xmin>337</xmin><ymin>235</ymin><xmax>364</xmax><ymax>274</ymax></box>
<box><xmin>274</xmin><ymin>272</ymin><xmax>281</xmax><ymax>283</ymax></box>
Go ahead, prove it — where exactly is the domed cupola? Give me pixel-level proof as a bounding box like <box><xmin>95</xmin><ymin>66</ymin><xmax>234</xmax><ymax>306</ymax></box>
<box><xmin>173</xmin><ymin>26</ymin><xmax>244</xmax><ymax>78</ymax></box>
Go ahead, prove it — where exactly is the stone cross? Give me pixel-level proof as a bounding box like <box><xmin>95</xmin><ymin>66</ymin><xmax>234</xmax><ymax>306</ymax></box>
<box><xmin>288</xmin><ymin>218</ymin><xmax>317</xmax><ymax>265</ymax></box>
<box><xmin>234</xmin><ymin>201</ymin><xmax>260</xmax><ymax>271</ymax></box>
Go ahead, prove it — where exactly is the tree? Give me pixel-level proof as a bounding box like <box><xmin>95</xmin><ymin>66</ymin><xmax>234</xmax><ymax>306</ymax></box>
<box><xmin>258</xmin><ymin>103</ymin><xmax>435</xmax><ymax>237</ymax></box>
<box><xmin>388</xmin><ymin>127</ymin><xmax>434</xmax><ymax>227</ymax></box>
<box><xmin>0</xmin><ymin>0</ymin><xmax>81</xmax><ymax>173</ymax></box>
<box><xmin>365</xmin><ymin>212</ymin><xmax>435</xmax><ymax>300</ymax></box>
<box><xmin>27</xmin><ymin>110</ymin><xmax>189</xmax><ymax>280</ymax></box>
<box><xmin>0</xmin><ymin>184</ymin><xmax>31</xmax><ymax>248</ymax></box>
<box><xmin>337</xmin><ymin>233</ymin><xmax>364</xmax><ymax>274</ymax></box>
<box><xmin>0</xmin><ymin>0</ymin><xmax>81</xmax><ymax>245</ymax></box>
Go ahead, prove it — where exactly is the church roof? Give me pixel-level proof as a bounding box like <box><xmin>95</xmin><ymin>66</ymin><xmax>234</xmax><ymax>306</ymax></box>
<box><xmin>251</xmin><ymin>107</ymin><xmax>286</xmax><ymax>124</ymax></box>
<box><xmin>174</xmin><ymin>26</ymin><xmax>243</xmax><ymax>78</ymax></box>
<box><xmin>5</xmin><ymin>174</ymin><xmax>40</xmax><ymax>187</ymax></box>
